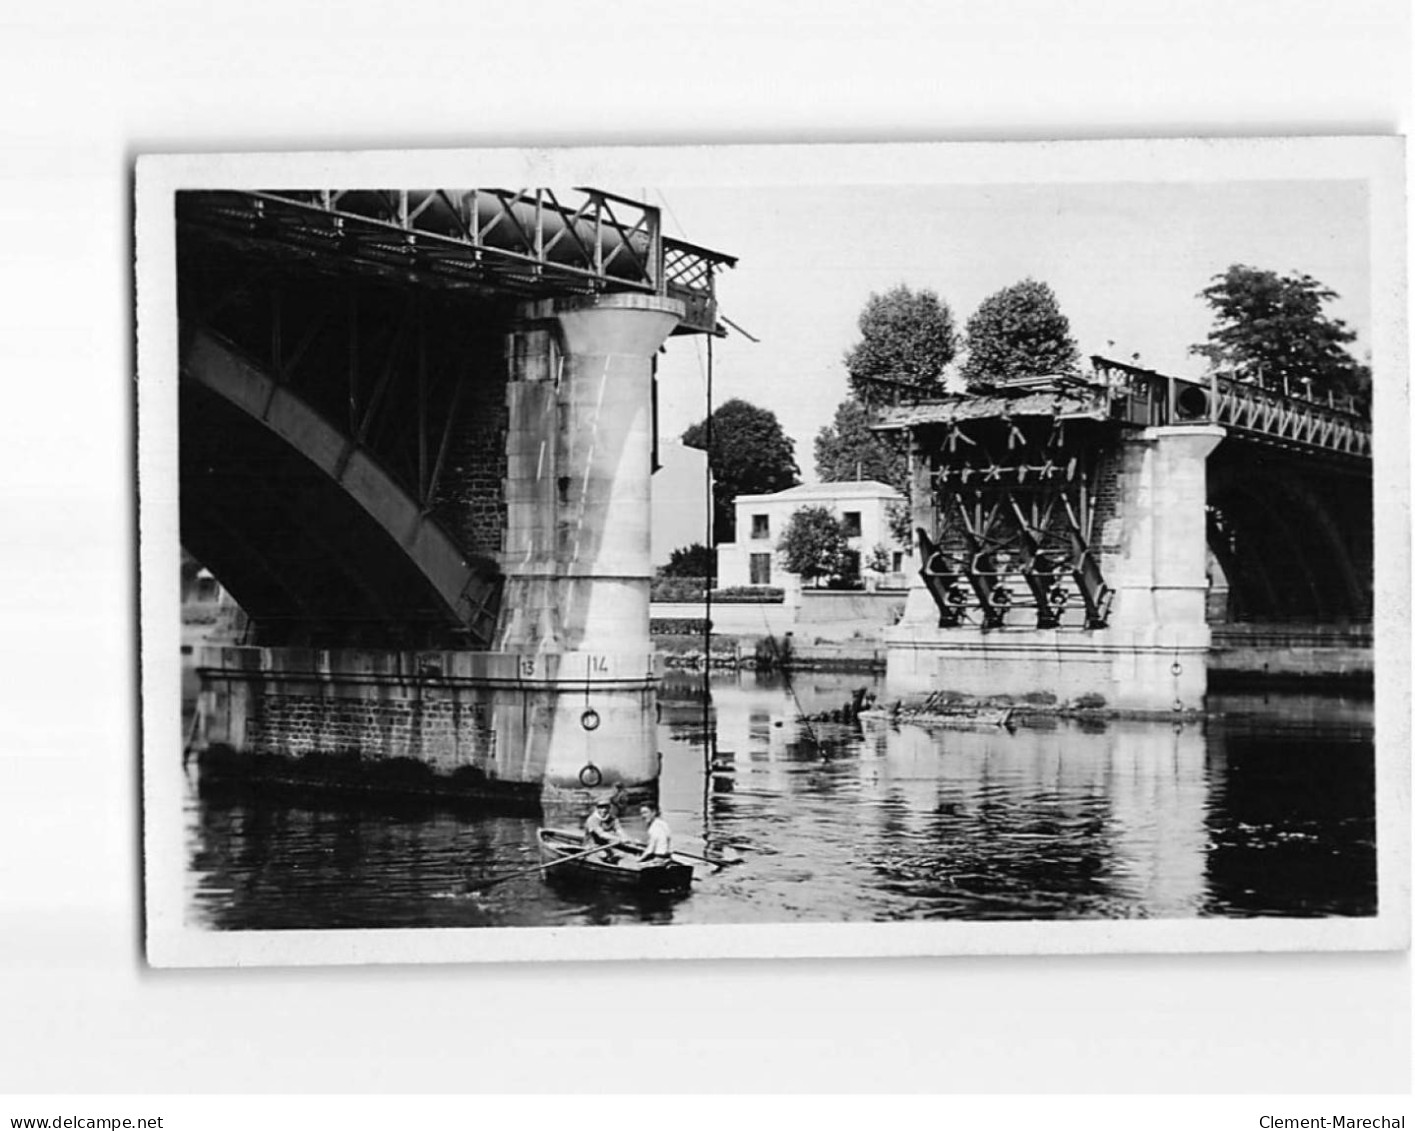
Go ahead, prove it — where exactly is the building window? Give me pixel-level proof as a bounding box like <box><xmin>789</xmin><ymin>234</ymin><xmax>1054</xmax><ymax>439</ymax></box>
<box><xmin>749</xmin><ymin>553</ymin><xmax>772</xmax><ymax>585</ymax></box>
<box><xmin>842</xmin><ymin>511</ymin><xmax>862</xmax><ymax>537</ymax></box>
<box><xmin>892</xmin><ymin>551</ymin><xmax>904</xmax><ymax>572</ymax></box>
<box><xmin>751</xmin><ymin>514</ymin><xmax>770</xmax><ymax>540</ymax></box>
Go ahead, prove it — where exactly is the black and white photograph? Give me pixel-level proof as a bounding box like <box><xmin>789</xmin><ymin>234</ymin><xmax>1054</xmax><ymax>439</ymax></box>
<box><xmin>4</xmin><ymin>0</ymin><xmax>1411</xmax><ymax>1110</ymax></box>
<box><xmin>137</xmin><ymin>138</ymin><xmax>1407</xmax><ymax>967</ymax></box>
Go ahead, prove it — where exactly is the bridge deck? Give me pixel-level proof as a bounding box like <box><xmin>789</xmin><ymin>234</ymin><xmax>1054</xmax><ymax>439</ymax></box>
<box><xmin>875</xmin><ymin>358</ymin><xmax>1371</xmax><ymax>464</ymax></box>
<box><xmin>177</xmin><ymin>188</ymin><xmax>735</xmax><ymax>335</ymax></box>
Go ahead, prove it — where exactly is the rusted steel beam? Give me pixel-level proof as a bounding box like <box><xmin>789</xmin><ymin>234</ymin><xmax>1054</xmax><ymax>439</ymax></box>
<box><xmin>1005</xmin><ymin>495</ymin><xmax>1064</xmax><ymax>628</ymax></box>
<box><xmin>916</xmin><ymin>528</ymin><xmax>968</xmax><ymax>627</ymax></box>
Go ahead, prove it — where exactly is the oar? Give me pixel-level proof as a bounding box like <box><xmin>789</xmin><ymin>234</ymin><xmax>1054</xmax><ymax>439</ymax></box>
<box><xmin>613</xmin><ymin>835</ymin><xmax>742</xmax><ymax>871</ymax></box>
<box><xmin>671</xmin><ymin>849</ymin><xmax>742</xmax><ymax>870</ymax></box>
<box><xmin>599</xmin><ymin>837</ymin><xmax>739</xmax><ymax>871</ymax></box>
<box><xmin>464</xmin><ymin>845</ymin><xmax>609</xmax><ymax>893</ymax></box>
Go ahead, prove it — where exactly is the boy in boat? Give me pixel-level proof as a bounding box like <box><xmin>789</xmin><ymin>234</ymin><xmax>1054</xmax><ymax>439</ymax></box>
<box><xmin>638</xmin><ymin>803</ymin><xmax>673</xmax><ymax>867</ymax></box>
<box><xmin>583</xmin><ymin>797</ymin><xmax>626</xmax><ymax>861</ymax></box>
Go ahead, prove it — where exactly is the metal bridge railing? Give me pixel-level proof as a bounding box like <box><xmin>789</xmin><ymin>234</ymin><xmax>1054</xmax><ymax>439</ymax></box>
<box><xmin>1090</xmin><ymin>356</ymin><xmax>1371</xmax><ymax>460</ymax></box>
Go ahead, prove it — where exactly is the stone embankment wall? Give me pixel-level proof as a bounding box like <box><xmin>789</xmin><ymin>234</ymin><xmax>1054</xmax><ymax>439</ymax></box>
<box><xmin>652</xmin><ymin>589</ymin><xmax>905</xmax><ymax>639</ymax></box>
<box><xmin>1209</xmin><ymin>623</ymin><xmax>1373</xmax><ymax>683</ymax></box>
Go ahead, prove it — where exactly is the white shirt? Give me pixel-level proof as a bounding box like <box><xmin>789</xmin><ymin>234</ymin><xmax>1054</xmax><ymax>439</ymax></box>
<box><xmin>643</xmin><ymin>815</ymin><xmax>672</xmax><ymax>858</ymax></box>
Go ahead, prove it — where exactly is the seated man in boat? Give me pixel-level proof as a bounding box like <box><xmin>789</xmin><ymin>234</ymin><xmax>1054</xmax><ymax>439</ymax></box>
<box><xmin>637</xmin><ymin>803</ymin><xmax>673</xmax><ymax>868</ymax></box>
<box><xmin>583</xmin><ymin>797</ymin><xmax>626</xmax><ymax>861</ymax></box>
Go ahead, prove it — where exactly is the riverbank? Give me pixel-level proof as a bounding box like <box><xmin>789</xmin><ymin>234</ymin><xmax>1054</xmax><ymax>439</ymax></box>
<box><xmin>655</xmin><ymin>629</ymin><xmax>1372</xmax><ymax>722</ymax></box>
<box><xmin>655</xmin><ymin>632</ymin><xmax>885</xmax><ymax>673</ymax></box>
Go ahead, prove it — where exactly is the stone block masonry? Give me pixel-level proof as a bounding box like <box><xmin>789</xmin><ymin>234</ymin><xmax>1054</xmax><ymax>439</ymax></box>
<box><xmin>430</xmin><ymin>333</ymin><xmax>510</xmax><ymax>560</ymax></box>
<box><xmin>243</xmin><ymin>691</ymin><xmax>497</xmax><ymax>773</ymax></box>
<box><xmin>195</xmin><ymin>645</ymin><xmax>664</xmax><ymax>810</ymax></box>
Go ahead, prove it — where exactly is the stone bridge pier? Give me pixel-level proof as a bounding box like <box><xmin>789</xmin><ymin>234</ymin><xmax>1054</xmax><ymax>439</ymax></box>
<box><xmin>180</xmin><ymin>188</ymin><xmax>735</xmax><ymax>813</ymax></box>
<box><xmin>878</xmin><ymin>358</ymin><xmax>1369</xmax><ymax>714</ymax></box>
<box><xmin>888</xmin><ymin>424</ymin><xmax>1223</xmax><ymax>712</ymax></box>
<box><xmin>497</xmin><ymin>293</ymin><xmax>684</xmax><ymax>806</ymax></box>
<box><xmin>194</xmin><ymin>292</ymin><xmax>686</xmax><ymax>811</ymax></box>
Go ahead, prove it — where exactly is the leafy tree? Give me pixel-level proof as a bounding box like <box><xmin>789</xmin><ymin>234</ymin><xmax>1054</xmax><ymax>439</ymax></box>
<box><xmin>777</xmin><ymin>506</ymin><xmax>849</xmax><ymax>587</ymax></box>
<box><xmin>843</xmin><ymin>285</ymin><xmax>958</xmax><ymax>406</ymax></box>
<box><xmin>682</xmin><ymin>399</ymin><xmax>799</xmax><ymax>543</ymax></box>
<box><xmin>886</xmin><ymin>500</ymin><xmax>914</xmax><ymax>548</ymax></box>
<box><xmin>960</xmin><ymin>278</ymin><xmax>1080</xmax><ymax>387</ymax></box>
<box><xmin>814</xmin><ymin>398</ymin><xmax>908</xmax><ymax>489</ymax></box>
<box><xmin>864</xmin><ymin>543</ymin><xmax>893</xmax><ymax>574</ymax></box>
<box><xmin>1189</xmin><ymin>265</ymin><xmax>1371</xmax><ymax>412</ymax></box>
<box><xmin>661</xmin><ymin>543</ymin><xmax>716</xmax><ymax>580</ymax></box>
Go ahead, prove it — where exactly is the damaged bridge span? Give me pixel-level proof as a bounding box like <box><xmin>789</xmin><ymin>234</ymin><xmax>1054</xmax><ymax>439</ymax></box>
<box><xmin>875</xmin><ymin>358</ymin><xmax>1372</xmax><ymax>711</ymax></box>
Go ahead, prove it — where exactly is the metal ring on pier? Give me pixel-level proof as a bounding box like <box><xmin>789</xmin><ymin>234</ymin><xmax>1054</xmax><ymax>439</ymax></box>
<box><xmin>580</xmin><ymin>708</ymin><xmax>601</xmax><ymax>731</ymax></box>
<box><xmin>1170</xmin><ymin>661</ymin><xmax>1183</xmax><ymax>676</ymax></box>
<box><xmin>578</xmin><ymin>763</ymin><xmax>603</xmax><ymax>787</ymax></box>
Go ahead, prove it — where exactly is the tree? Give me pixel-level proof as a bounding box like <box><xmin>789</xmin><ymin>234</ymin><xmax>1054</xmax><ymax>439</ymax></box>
<box><xmin>960</xmin><ymin>278</ymin><xmax>1080</xmax><ymax>387</ymax></box>
<box><xmin>661</xmin><ymin>543</ymin><xmax>716</xmax><ymax>580</ymax></box>
<box><xmin>864</xmin><ymin>543</ymin><xmax>893</xmax><ymax>575</ymax></box>
<box><xmin>843</xmin><ymin>285</ymin><xmax>958</xmax><ymax>406</ymax></box>
<box><xmin>886</xmin><ymin>500</ymin><xmax>914</xmax><ymax>548</ymax></box>
<box><xmin>682</xmin><ymin>399</ymin><xmax>799</xmax><ymax>543</ymax></box>
<box><xmin>777</xmin><ymin>506</ymin><xmax>849</xmax><ymax>587</ymax></box>
<box><xmin>1189</xmin><ymin>265</ymin><xmax>1371</xmax><ymax>412</ymax></box>
<box><xmin>814</xmin><ymin>398</ymin><xmax>908</xmax><ymax>490</ymax></box>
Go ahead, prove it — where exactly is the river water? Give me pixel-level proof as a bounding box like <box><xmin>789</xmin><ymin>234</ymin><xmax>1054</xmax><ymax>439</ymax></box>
<box><xmin>183</xmin><ymin>672</ymin><xmax>1376</xmax><ymax>930</ymax></box>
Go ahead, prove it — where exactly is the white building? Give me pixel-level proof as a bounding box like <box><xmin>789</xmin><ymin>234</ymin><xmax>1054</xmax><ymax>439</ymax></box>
<box><xmin>716</xmin><ymin>480</ymin><xmax>908</xmax><ymax>595</ymax></box>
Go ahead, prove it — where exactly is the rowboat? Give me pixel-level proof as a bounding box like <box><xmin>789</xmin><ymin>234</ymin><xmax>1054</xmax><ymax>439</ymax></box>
<box><xmin>536</xmin><ymin>828</ymin><xmax>695</xmax><ymax>896</ymax></box>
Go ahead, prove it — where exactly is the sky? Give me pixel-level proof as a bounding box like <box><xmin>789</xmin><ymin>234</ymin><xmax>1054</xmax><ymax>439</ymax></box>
<box><xmin>651</xmin><ymin>178</ymin><xmax>1371</xmax><ymax>480</ymax></box>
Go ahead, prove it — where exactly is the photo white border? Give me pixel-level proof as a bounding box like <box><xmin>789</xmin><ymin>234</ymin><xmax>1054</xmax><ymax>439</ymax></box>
<box><xmin>138</xmin><ymin>135</ymin><xmax>1409</xmax><ymax>968</ymax></box>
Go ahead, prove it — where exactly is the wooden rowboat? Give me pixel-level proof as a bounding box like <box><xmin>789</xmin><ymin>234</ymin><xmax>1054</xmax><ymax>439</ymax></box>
<box><xmin>537</xmin><ymin>828</ymin><xmax>695</xmax><ymax>896</ymax></box>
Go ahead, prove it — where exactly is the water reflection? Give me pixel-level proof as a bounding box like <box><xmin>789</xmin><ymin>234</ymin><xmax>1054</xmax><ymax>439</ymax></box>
<box><xmin>185</xmin><ymin>673</ymin><xmax>1376</xmax><ymax>929</ymax></box>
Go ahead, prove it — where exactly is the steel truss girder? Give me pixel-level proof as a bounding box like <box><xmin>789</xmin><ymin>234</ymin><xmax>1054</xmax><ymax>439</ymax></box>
<box><xmin>177</xmin><ymin>188</ymin><xmax>736</xmax><ymax>336</ymax></box>
<box><xmin>1091</xmin><ymin>355</ymin><xmax>1371</xmax><ymax>463</ymax></box>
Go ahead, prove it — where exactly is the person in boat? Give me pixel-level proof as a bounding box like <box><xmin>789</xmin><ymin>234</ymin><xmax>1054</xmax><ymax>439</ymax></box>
<box><xmin>637</xmin><ymin>803</ymin><xmax>673</xmax><ymax>867</ymax></box>
<box><xmin>583</xmin><ymin>797</ymin><xmax>626</xmax><ymax>860</ymax></box>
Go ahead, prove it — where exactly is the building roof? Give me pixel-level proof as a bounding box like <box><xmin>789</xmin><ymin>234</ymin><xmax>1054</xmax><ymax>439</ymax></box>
<box><xmin>734</xmin><ymin>480</ymin><xmax>903</xmax><ymax>505</ymax></box>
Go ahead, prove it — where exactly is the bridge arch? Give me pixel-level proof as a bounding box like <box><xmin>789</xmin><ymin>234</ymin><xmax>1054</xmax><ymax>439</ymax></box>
<box><xmin>1206</xmin><ymin>456</ymin><xmax>1368</xmax><ymax>623</ymax></box>
<box><xmin>180</xmin><ymin>329</ymin><xmax>501</xmax><ymax>647</ymax></box>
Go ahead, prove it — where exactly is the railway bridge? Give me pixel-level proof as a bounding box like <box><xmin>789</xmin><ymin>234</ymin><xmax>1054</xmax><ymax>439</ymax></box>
<box><xmin>878</xmin><ymin>358</ymin><xmax>1372</xmax><ymax>711</ymax></box>
<box><xmin>178</xmin><ymin>188</ymin><xmax>734</xmax><ymax>807</ymax></box>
